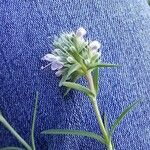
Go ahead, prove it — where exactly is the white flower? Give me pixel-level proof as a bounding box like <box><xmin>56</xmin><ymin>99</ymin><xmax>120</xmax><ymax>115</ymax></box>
<box><xmin>89</xmin><ymin>41</ymin><xmax>101</xmax><ymax>51</ymax></box>
<box><xmin>76</xmin><ymin>27</ymin><xmax>86</xmax><ymax>38</ymax></box>
<box><xmin>41</xmin><ymin>54</ymin><xmax>58</xmax><ymax>62</ymax></box>
<box><xmin>92</xmin><ymin>49</ymin><xmax>101</xmax><ymax>57</ymax></box>
<box><xmin>41</xmin><ymin>53</ymin><xmax>64</xmax><ymax>71</ymax></box>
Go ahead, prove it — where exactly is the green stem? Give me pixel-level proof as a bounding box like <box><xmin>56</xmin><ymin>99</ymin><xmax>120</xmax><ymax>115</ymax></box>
<box><xmin>107</xmin><ymin>142</ymin><xmax>113</xmax><ymax>150</ymax></box>
<box><xmin>31</xmin><ymin>92</ymin><xmax>38</xmax><ymax>150</ymax></box>
<box><xmin>91</xmin><ymin>98</ymin><xmax>110</xmax><ymax>143</ymax></box>
<box><xmin>0</xmin><ymin>114</ymin><xmax>32</xmax><ymax>150</ymax></box>
<box><xmin>86</xmin><ymin>71</ymin><xmax>113</xmax><ymax>150</ymax></box>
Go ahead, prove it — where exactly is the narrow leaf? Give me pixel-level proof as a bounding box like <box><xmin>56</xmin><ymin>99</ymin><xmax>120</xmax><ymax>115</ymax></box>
<box><xmin>0</xmin><ymin>147</ymin><xmax>24</xmax><ymax>150</ymax></box>
<box><xmin>64</xmin><ymin>73</ymin><xmax>79</xmax><ymax>96</ymax></box>
<box><xmin>0</xmin><ymin>115</ymin><xmax>32</xmax><ymax>150</ymax></box>
<box><xmin>62</xmin><ymin>82</ymin><xmax>94</xmax><ymax>97</ymax></box>
<box><xmin>59</xmin><ymin>68</ymin><xmax>69</xmax><ymax>87</ymax></box>
<box><xmin>68</xmin><ymin>50</ymin><xmax>87</xmax><ymax>72</ymax></box>
<box><xmin>110</xmin><ymin>100</ymin><xmax>141</xmax><ymax>136</ymax></box>
<box><xmin>93</xmin><ymin>67</ymin><xmax>99</xmax><ymax>95</ymax></box>
<box><xmin>66</xmin><ymin>64</ymin><xmax>80</xmax><ymax>79</ymax></box>
<box><xmin>59</xmin><ymin>65</ymin><xmax>80</xmax><ymax>87</ymax></box>
<box><xmin>69</xmin><ymin>49</ymin><xmax>83</xmax><ymax>64</ymax></box>
<box><xmin>41</xmin><ymin>129</ymin><xmax>105</xmax><ymax>144</ymax></box>
<box><xmin>89</xmin><ymin>63</ymin><xmax>120</xmax><ymax>70</ymax></box>
<box><xmin>104</xmin><ymin>113</ymin><xmax>109</xmax><ymax>134</ymax></box>
<box><xmin>31</xmin><ymin>91</ymin><xmax>38</xmax><ymax>150</ymax></box>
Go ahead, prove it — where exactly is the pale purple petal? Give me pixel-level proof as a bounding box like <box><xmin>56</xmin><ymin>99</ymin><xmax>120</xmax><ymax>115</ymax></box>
<box><xmin>51</xmin><ymin>61</ymin><xmax>63</xmax><ymax>71</ymax></box>
<box><xmin>76</xmin><ymin>27</ymin><xmax>86</xmax><ymax>37</ymax></box>
<box><xmin>89</xmin><ymin>41</ymin><xmax>101</xmax><ymax>51</ymax></box>
<box><xmin>41</xmin><ymin>54</ymin><xmax>57</xmax><ymax>62</ymax></box>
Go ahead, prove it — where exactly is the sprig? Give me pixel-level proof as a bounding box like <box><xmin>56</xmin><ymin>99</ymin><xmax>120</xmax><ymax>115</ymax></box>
<box><xmin>41</xmin><ymin>27</ymin><xmax>141</xmax><ymax>150</ymax></box>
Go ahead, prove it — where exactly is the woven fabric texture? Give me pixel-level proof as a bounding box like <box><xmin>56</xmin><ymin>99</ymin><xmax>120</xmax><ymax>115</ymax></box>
<box><xmin>0</xmin><ymin>0</ymin><xmax>150</xmax><ymax>149</ymax></box>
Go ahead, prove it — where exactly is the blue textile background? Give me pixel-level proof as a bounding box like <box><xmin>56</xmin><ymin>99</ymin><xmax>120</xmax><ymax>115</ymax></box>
<box><xmin>0</xmin><ymin>0</ymin><xmax>150</xmax><ymax>149</ymax></box>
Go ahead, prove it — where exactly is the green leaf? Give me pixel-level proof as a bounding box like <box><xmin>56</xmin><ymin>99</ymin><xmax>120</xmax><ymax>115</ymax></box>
<box><xmin>64</xmin><ymin>73</ymin><xmax>79</xmax><ymax>96</ymax></box>
<box><xmin>0</xmin><ymin>147</ymin><xmax>24</xmax><ymax>150</ymax></box>
<box><xmin>59</xmin><ymin>68</ymin><xmax>69</xmax><ymax>87</ymax></box>
<box><xmin>68</xmin><ymin>50</ymin><xmax>87</xmax><ymax>72</ymax></box>
<box><xmin>93</xmin><ymin>67</ymin><xmax>99</xmax><ymax>95</ymax></box>
<box><xmin>62</xmin><ymin>82</ymin><xmax>94</xmax><ymax>97</ymax></box>
<box><xmin>104</xmin><ymin>113</ymin><xmax>109</xmax><ymax>135</ymax></box>
<box><xmin>89</xmin><ymin>63</ymin><xmax>120</xmax><ymax>70</ymax></box>
<box><xmin>41</xmin><ymin>129</ymin><xmax>105</xmax><ymax>144</ymax></box>
<box><xmin>67</xmin><ymin>64</ymin><xmax>80</xmax><ymax>79</ymax></box>
<box><xmin>109</xmin><ymin>100</ymin><xmax>141</xmax><ymax>136</ymax></box>
<box><xmin>59</xmin><ymin>65</ymin><xmax>80</xmax><ymax>87</ymax></box>
<box><xmin>69</xmin><ymin>48</ymin><xmax>82</xmax><ymax>63</ymax></box>
<box><xmin>0</xmin><ymin>115</ymin><xmax>32</xmax><ymax>150</ymax></box>
<box><xmin>31</xmin><ymin>91</ymin><xmax>38</xmax><ymax>150</ymax></box>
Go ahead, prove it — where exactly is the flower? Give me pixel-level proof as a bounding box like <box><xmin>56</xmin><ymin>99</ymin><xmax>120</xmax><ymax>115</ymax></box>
<box><xmin>41</xmin><ymin>54</ymin><xmax>59</xmax><ymax>62</ymax></box>
<box><xmin>76</xmin><ymin>27</ymin><xmax>87</xmax><ymax>38</ymax></box>
<box><xmin>41</xmin><ymin>53</ymin><xmax>64</xmax><ymax>70</ymax></box>
<box><xmin>41</xmin><ymin>27</ymin><xmax>102</xmax><ymax>84</ymax></box>
<box><xmin>51</xmin><ymin>61</ymin><xmax>63</xmax><ymax>71</ymax></box>
<box><xmin>89</xmin><ymin>40</ymin><xmax>101</xmax><ymax>51</ymax></box>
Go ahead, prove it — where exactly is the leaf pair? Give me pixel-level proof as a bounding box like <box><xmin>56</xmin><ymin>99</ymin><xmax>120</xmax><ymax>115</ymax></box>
<box><xmin>41</xmin><ymin>100</ymin><xmax>141</xmax><ymax>148</ymax></box>
<box><xmin>89</xmin><ymin>63</ymin><xmax>120</xmax><ymax>70</ymax></box>
<box><xmin>62</xmin><ymin>82</ymin><xmax>94</xmax><ymax>98</ymax></box>
<box><xmin>41</xmin><ymin>129</ymin><xmax>105</xmax><ymax>144</ymax></box>
<box><xmin>62</xmin><ymin>63</ymin><xmax>119</xmax><ymax>96</ymax></box>
<box><xmin>109</xmin><ymin>100</ymin><xmax>141</xmax><ymax>136</ymax></box>
<box><xmin>103</xmin><ymin>100</ymin><xmax>141</xmax><ymax>143</ymax></box>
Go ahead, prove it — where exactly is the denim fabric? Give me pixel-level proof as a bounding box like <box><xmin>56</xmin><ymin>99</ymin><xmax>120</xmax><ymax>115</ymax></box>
<box><xmin>0</xmin><ymin>0</ymin><xmax>150</xmax><ymax>149</ymax></box>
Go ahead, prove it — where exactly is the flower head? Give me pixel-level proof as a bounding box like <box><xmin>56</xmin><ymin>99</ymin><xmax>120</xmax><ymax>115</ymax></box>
<box><xmin>76</xmin><ymin>27</ymin><xmax>87</xmax><ymax>38</ymax></box>
<box><xmin>42</xmin><ymin>27</ymin><xmax>102</xmax><ymax>86</ymax></box>
<box><xmin>89</xmin><ymin>40</ymin><xmax>101</xmax><ymax>51</ymax></box>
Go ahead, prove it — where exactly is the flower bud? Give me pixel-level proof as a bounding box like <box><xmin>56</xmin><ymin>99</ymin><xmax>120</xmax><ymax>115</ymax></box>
<box><xmin>76</xmin><ymin>27</ymin><xmax>86</xmax><ymax>37</ymax></box>
<box><xmin>70</xmin><ymin>46</ymin><xmax>76</xmax><ymax>52</ymax></box>
<box><xmin>67</xmin><ymin>57</ymin><xmax>75</xmax><ymax>63</ymax></box>
<box><xmin>89</xmin><ymin>41</ymin><xmax>101</xmax><ymax>51</ymax></box>
<box><xmin>85</xmin><ymin>59</ymin><xmax>91</xmax><ymax>66</ymax></box>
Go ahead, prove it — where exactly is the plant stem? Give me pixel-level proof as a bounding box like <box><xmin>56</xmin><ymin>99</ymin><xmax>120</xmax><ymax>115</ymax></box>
<box><xmin>0</xmin><ymin>114</ymin><xmax>32</xmax><ymax>150</ymax></box>
<box><xmin>107</xmin><ymin>141</ymin><xmax>113</xmax><ymax>150</ymax></box>
<box><xmin>31</xmin><ymin>92</ymin><xmax>38</xmax><ymax>150</ymax></box>
<box><xmin>86</xmin><ymin>71</ymin><xmax>113</xmax><ymax>150</ymax></box>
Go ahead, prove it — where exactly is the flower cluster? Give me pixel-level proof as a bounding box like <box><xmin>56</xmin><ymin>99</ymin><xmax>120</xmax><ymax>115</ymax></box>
<box><xmin>41</xmin><ymin>27</ymin><xmax>102</xmax><ymax>86</ymax></box>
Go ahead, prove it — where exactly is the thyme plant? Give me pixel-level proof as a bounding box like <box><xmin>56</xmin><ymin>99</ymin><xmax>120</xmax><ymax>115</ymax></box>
<box><xmin>41</xmin><ymin>27</ymin><xmax>140</xmax><ymax>150</ymax></box>
<box><xmin>0</xmin><ymin>28</ymin><xmax>141</xmax><ymax>150</ymax></box>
